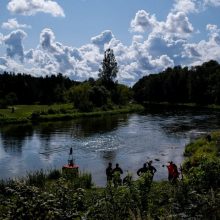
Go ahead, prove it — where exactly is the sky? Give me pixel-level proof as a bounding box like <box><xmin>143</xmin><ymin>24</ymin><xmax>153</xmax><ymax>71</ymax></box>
<box><xmin>0</xmin><ymin>0</ymin><xmax>220</xmax><ymax>85</ymax></box>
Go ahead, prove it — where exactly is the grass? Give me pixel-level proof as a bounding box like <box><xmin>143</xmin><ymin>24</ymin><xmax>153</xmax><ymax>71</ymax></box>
<box><xmin>183</xmin><ymin>131</ymin><xmax>220</xmax><ymax>167</ymax></box>
<box><xmin>0</xmin><ymin>103</ymin><xmax>144</xmax><ymax>124</ymax></box>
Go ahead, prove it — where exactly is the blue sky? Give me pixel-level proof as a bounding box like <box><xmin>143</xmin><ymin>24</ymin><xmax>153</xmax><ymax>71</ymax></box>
<box><xmin>0</xmin><ymin>0</ymin><xmax>220</xmax><ymax>85</ymax></box>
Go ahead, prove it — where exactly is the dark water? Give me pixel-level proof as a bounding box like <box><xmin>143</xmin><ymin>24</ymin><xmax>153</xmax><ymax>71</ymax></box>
<box><xmin>1</xmin><ymin>107</ymin><xmax>220</xmax><ymax>186</ymax></box>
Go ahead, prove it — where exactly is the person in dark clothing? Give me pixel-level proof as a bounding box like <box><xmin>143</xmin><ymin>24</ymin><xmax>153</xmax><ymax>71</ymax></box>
<box><xmin>147</xmin><ymin>160</ymin><xmax>157</xmax><ymax>177</ymax></box>
<box><xmin>112</xmin><ymin>163</ymin><xmax>123</xmax><ymax>186</ymax></box>
<box><xmin>106</xmin><ymin>162</ymin><xmax>113</xmax><ymax>182</ymax></box>
<box><xmin>206</xmin><ymin>134</ymin><xmax>211</xmax><ymax>142</ymax></box>
<box><xmin>112</xmin><ymin>163</ymin><xmax>123</xmax><ymax>175</ymax></box>
<box><xmin>137</xmin><ymin>163</ymin><xmax>149</xmax><ymax>176</ymax></box>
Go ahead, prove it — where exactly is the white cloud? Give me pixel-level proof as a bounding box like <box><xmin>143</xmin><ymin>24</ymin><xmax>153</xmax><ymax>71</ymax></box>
<box><xmin>130</xmin><ymin>10</ymin><xmax>194</xmax><ymax>39</ymax></box>
<box><xmin>91</xmin><ymin>30</ymin><xmax>114</xmax><ymax>48</ymax></box>
<box><xmin>172</xmin><ymin>0</ymin><xmax>198</xmax><ymax>14</ymax></box>
<box><xmin>3</xmin><ymin>29</ymin><xmax>27</xmax><ymax>62</ymax></box>
<box><xmin>2</xmin><ymin>18</ymin><xmax>31</xmax><ymax>30</ymax></box>
<box><xmin>130</xmin><ymin>10</ymin><xmax>156</xmax><ymax>33</ymax></box>
<box><xmin>204</xmin><ymin>0</ymin><xmax>220</xmax><ymax>6</ymax></box>
<box><xmin>164</xmin><ymin>12</ymin><xmax>194</xmax><ymax>35</ymax></box>
<box><xmin>0</xmin><ymin>33</ymin><xmax>3</xmax><ymax>44</ymax></box>
<box><xmin>7</xmin><ymin>0</ymin><xmax>65</xmax><ymax>17</ymax></box>
<box><xmin>172</xmin><ymin>0</ymin><xmax>220</xmax><ymax>15</ymax></box>
<box><xmin>182</xmin><ymin>24</ymin><xmax>220</xmax><ymax>65</ymax></box>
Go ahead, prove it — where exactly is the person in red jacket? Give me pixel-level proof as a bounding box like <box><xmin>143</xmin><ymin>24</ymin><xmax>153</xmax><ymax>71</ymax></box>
<box><xmin>166</xmin><ymin>161</ymin><xmax>179</xmax><ymax>183</ymax></box>
<box><xmin>167</xmin><ymin>161</ymin><xmax>174</xmax><ymax>182</ymax></box>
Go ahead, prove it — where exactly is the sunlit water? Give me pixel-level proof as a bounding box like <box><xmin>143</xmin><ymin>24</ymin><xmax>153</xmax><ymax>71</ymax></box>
<box><xmin>1</xmin><ymin>107</ymin><xmax>220</xmax><ymax>186</ymax></box>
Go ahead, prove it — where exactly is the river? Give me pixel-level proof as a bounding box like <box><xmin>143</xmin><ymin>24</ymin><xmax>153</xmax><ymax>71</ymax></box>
<box><xmin>1</xmin><ymin>107</ymin><xmax>220</xmax><ymax>186</ymax></box>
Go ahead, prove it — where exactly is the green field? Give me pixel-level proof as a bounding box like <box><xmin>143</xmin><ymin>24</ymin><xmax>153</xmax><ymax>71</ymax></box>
<box><xmin>0</xmin><ymin>103</ymin><xmax>144</xmax><ymax>124</ymax></box>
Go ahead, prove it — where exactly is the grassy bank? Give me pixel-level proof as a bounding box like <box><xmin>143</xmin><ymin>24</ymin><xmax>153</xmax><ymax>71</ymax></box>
<box><xmin>1</xmin><ymin>131</ymin><xmax>220</xmax><ymax>219</ymax></box>
<box><xmin>0</xmin><ymin>103</ymin><xmax>144</xmax><ymax>125</ymax></box>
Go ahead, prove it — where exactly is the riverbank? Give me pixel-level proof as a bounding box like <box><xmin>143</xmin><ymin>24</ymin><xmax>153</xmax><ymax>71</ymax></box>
<box><xmin>0</xmin><ymin>103</ymin><xmax>144</xmax><ymax>125</ymax></box>
<box><xmin>0</xmin><ymin>131</ymin><xmax>220</xmax><ymax>219</ymax></box>
<box><xmin>143</xmin><ymin>101</ymin><xmax>220</xmax><ymax>110</ymax></box>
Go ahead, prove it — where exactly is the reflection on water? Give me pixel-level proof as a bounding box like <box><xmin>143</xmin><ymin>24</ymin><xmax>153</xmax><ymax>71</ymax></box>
<box><xmin>1</xmin><ymin>107</ymin><xmax>220</xmax><ymax>186</ymax></box>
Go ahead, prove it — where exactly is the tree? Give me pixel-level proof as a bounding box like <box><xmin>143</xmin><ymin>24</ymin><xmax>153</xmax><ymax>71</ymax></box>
<box><xmin>98</xmin><ymin>48</ymin><xmax>118</xmax><ymax>89</ymax></box>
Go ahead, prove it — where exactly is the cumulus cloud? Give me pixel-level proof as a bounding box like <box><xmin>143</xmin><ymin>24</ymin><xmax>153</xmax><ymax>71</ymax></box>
<box><xmin>7</xmin><ymin>0</ymin><xmax>65</xmax><ymax>17</ymax></box>
<box><xmin>172</xmin><ymin>0</ymin><xmax>198</xmax><ymax>14</ymax></box>
<box><xmin>2</xmin><ymin>18</ymin><xmax>31</xmax><ymax>30</ymax></box>
<box><xmin>130</xmin><ymin>10</ymin><xmax>156</xmax><ymax>33</ymax></box>
<box><xmin>130</xmin><ymin>10</ymin><xmax>194</xmax><ymax>39</ymax></box>
<box><xmin>182</xmin><ymin>24</ymin><xmax>220</xmax><ymax>65</ymax></box>
<box><xmin>3</xmin><ymin>29</ymin><xmax>27</xmax><ymax>62</ymax></box>
<box><xmin>172</xmin><ymin>0</ymin><xmax>220</xmax><ymax>14</ymax></box>
<box><xmin>91</xmin><ymin>30</ymin><xmax>114</xmax><ymax>48</ymax></box>
<box><xmin>164</xmin><ymin>12</ymin><xmax>194</xmax><ymax>35</ymax></box>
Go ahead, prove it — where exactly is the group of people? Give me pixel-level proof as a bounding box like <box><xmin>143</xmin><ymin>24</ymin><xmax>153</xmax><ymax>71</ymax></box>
<box><xmin>106</xmin><ymin>160</ymin><xmax>180</xmax><ymax>185</ymax></box>
<box><xmin>106</xmin><ymin>163</ymin><xmax>123</xmax><ymax>185</ymax></box>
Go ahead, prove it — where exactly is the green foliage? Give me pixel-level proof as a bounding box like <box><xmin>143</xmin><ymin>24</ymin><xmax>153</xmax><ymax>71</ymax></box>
<box><xmin>68</xmin><ymin>83</ymin><xmax>93</xmax><ymax>112</ymax></box>
<box><xmin>112</xmin><ymin>84</ymin><xmax>133</xmax><ymax>105</ymax></box>
<box><xmin>72</xmin><ymin>172</ymin><xmax>93</xmax><ymax>189</ymax></box>
<box><xmin>89</xmin><ymin>85</ymin><xmax>110</xmax><ymax>107</ymax></box>
<box><xmin>47</xmin><ymin>169</ymin><xmax>62</xmax><ymax>180</ymax></box>
<box><xmin>187</xmin><ymin>158</ymin><xmax>220</xmax><ymax>190</ymax></box>
<box><xmin>0</xmin><ymin>72</ymin><xmax>75</xmax><ymax>105</ymax></box>
<box><xmin>133</xmin><ymin>60</ymin><xmax>220</xmax><ymax>105</ymax></box>
<box><xmin>26</xmin><ymin>169</ymin><xmax>47</xmax><ymax>188</ymax></box>
<box><xmin>98</xmin><ymin>48</ymin><xmax>118</xmax><ymax>90</ymax></box>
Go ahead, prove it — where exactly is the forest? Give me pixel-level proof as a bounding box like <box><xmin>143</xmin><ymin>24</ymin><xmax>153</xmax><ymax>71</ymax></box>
<box><xmin>133</xmin><ymin>60</ymin><xmax>220</xmax><ymax>105</ymax></box>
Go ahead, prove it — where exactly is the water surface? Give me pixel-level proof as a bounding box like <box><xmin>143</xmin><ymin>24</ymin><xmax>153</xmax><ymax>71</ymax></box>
<box><xmin>1</xmin><ymin>107</ymin><xmax>220</xmax><ymax>186</ymax></box>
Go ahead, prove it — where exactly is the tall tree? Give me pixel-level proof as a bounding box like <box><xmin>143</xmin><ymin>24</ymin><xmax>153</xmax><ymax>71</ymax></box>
<box><xmin>98</xmin><ymin>48</ymin><xmax>118</xmax><ymax>89</ymax></box>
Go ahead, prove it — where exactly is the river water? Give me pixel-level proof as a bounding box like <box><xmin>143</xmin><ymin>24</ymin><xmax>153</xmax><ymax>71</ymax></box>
<box><xmin>0</xmin><ymin>107</ymin><xmax>220</xmax><ymax>186</ymax></box>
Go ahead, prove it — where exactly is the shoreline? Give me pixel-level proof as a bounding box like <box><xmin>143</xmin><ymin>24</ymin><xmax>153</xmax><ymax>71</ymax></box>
<box><xmin>0</xmin><ymin>103</ymin><xmax>144</xmax><ymax>125</ymax></box>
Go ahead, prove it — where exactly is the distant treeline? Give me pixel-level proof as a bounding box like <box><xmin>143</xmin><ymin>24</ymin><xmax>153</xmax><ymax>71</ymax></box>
<box><xmin>0</xmin><ymin>72</ymin><xmax>77</xmax><ymax>105</ymax></box>
<box><xmin>133</xmin><ymin>60</ymin><xmax>220</xmax><ymax>105</ymax></box>
<box><xmin>1</xmin><ymin>59</ymin><xmax>220</xmax><ymax>109</ymax></box>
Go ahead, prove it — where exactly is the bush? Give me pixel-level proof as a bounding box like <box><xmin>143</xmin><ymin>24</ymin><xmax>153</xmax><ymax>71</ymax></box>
<box><xmin>187</xmin><ymin>158</ymin><xmax>220</xmax><ymax>190</ymax></box>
